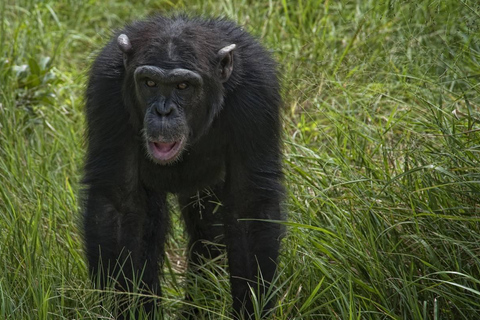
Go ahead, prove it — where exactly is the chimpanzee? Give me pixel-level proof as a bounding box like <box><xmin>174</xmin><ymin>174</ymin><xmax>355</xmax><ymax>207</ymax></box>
<box><xmin>82</xmin><ymin>14</ymin><xmax>284</xmax><ymax>319</ymax></box>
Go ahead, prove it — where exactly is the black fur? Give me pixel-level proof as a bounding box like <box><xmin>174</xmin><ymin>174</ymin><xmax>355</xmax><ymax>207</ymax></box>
<box><xmin>83</xmin><ymin>14</ymin><xmax>284</xmax><ymax>319</ymax></box>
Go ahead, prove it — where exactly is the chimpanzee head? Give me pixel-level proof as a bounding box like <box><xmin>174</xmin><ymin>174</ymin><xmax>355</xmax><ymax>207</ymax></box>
<box><xmin>117</xmin><ymin>25</ymin><xmax>236</xmax><ymax>165</ymax></box>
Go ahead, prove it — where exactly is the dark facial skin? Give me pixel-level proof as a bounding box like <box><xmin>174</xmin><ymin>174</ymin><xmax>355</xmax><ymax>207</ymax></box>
<box><xmin>134</xmin><ymin>66</ymin><xmax>204</xmax><ymax>164</ymax></box>
<box><xmin>83</xmin><ymin>15</ymin><xmax>283</xmax><ymax>320</ymax></box>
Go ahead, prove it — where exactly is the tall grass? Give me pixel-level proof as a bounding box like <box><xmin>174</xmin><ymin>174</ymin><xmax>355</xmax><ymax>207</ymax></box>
<box><xmin>1</xmin><ymin>0</ymin><xmax>479</xmax><ymax>319</ymax></box>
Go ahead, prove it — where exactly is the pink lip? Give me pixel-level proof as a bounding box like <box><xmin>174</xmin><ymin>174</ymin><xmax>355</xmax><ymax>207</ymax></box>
<box><xmin>148</xmin><ymin>139</ymin><xmax>184</xmax><ymax>163</ymax></box>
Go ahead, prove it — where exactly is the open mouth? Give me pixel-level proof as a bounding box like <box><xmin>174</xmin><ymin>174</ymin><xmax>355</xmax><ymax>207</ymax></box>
<box><xmin>147</xmin><ymin>137</ymin><xmax>185</xmax><ymax>164</ymax></box>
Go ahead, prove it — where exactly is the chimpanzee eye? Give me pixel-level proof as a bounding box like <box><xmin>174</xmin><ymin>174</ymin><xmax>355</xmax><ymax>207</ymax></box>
<box><xmin>146</xmin><ymin>80</ymin><xmax>156</xmax><ymax>87</ymax></box>
<box><xmin>177</xmin><ymin>82</ymin><xmax>188</xmax><ymax>90</ymax></box>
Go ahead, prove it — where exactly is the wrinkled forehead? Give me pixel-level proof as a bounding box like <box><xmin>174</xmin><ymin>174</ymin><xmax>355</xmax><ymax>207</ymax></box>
<box><xmin>133</xmin><ymin>29</ymin><xmax>212</xmax><ymax>73</ymax></box>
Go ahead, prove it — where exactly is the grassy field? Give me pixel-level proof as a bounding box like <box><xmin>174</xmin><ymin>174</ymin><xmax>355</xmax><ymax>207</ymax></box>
<box><xmin>1</xmin><ymin>0</ymin><xmax>480</xmax><ymax>319</ymax></box>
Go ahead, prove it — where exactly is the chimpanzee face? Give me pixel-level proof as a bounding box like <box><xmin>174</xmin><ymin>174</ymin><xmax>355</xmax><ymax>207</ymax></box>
<box><xmin>134</xmin><ymin>65</ymin><xmax>203</xmax><ymax>164</ymax></box>
<box><xmin>118</xmin><ymin>34</ymin><xmax>235</xmax><ymax>165</ymax></box>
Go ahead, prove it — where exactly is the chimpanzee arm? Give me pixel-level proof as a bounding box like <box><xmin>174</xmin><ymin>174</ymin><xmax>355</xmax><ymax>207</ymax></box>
<box><xmin>83</xmin><ymin>185</ymin><xmax>168</xmax><ymax>317</ymax></box>
<box><xmin>83</xmin><ymin>53</ymin><xmax>168</xmax><ymax>316</ymax></box>
<box><xmin>224</xmin><ymin>157</ymin><xmax>284</xmax><ymax>319</ymax></box>
<box><xmin>223</xmin><ymin>87</ymin><xmax>285</xmax><ymax>319</ymax></box>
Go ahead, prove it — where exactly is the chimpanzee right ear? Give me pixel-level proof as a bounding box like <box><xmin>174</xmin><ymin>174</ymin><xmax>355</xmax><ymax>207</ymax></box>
<box><xmin>117</xmin><ymin>34</ymin><xmax>133</xmax><ymax>68</ymax></box>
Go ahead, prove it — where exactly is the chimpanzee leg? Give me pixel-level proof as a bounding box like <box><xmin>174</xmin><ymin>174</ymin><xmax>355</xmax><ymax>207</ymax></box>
<box><xmin>180</xmin><ymin>186</ymin><xmax>225</xmax><ymax>265</ymax></box>
<box><xmin>84</xmin><ymin>188</ymin><xmax>169</xmax><ymax>318</ymax></box>
<box><xmin>179</xmin><ymin>185</ymin><xmax>226</xmax><ymax>315</ymax></box>
<box><xmin>134</xmin><ymin>189</ymin><xmax>169</xmax><ymax>315</ymax></box>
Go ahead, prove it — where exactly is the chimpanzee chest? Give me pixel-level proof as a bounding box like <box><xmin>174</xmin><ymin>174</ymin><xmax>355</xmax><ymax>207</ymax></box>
<box><xmin>141</xmin><ymin>135</ymin><xmax>227</xmax><ymax>193</ymax></box>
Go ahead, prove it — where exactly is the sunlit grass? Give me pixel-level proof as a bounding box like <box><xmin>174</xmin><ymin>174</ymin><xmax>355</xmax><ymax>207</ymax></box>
<box><xmin>1</xmin><ymin>0</ymin><xmax>479</xmax><ymax>319</ymax></box>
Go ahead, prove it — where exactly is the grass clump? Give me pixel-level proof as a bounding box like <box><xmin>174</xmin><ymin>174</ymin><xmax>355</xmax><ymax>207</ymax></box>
<box><xmin>1</xmin><ymin>0</ymin><xmax>479</xmax><ymax>319</ymax></box>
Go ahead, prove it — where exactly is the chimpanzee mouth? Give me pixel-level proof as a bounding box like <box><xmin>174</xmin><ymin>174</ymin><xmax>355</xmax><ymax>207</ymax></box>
<box><xmin>147</xmin><ymin>137</ymin><xmax>186</xmax><ymax>164</ymax></box>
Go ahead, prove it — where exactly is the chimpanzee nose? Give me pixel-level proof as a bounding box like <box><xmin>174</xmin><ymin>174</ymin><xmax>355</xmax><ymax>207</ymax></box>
<box><xmin>155</xmin><ymin>102</ymin><xmax>174</xmax><ymax>117</ymax></box>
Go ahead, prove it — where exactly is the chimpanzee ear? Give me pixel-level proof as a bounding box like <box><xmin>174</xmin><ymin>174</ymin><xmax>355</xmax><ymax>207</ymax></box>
<box><xmin>217</xmin><ymin>44</ymin><xmax>236</xmax><ymax>83</ymax></box>
<box><xmin>117</xmin><ymin>34</ymin><xmax>133</xmax><ymax>68</ymax></box>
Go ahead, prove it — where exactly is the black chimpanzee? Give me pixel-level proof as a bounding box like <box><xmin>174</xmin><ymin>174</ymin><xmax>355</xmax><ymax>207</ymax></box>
<box><xmin>82</xmin><ymin>14</ymin><xmax>284</xmax><ymax>319</ymax></box>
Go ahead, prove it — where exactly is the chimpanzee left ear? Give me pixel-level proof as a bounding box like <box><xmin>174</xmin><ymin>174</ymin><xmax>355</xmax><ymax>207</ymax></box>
<box><xmin>217</xmin><ymin>44</ymin><xmax>236</xmax><ymax>83</ymax></box>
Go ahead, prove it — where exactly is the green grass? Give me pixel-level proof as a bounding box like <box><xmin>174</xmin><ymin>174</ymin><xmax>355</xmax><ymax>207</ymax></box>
<box><xmin>1</xmin><ymin>0</ymin><xmax>480</xmax><ymax>319</ymax></box>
